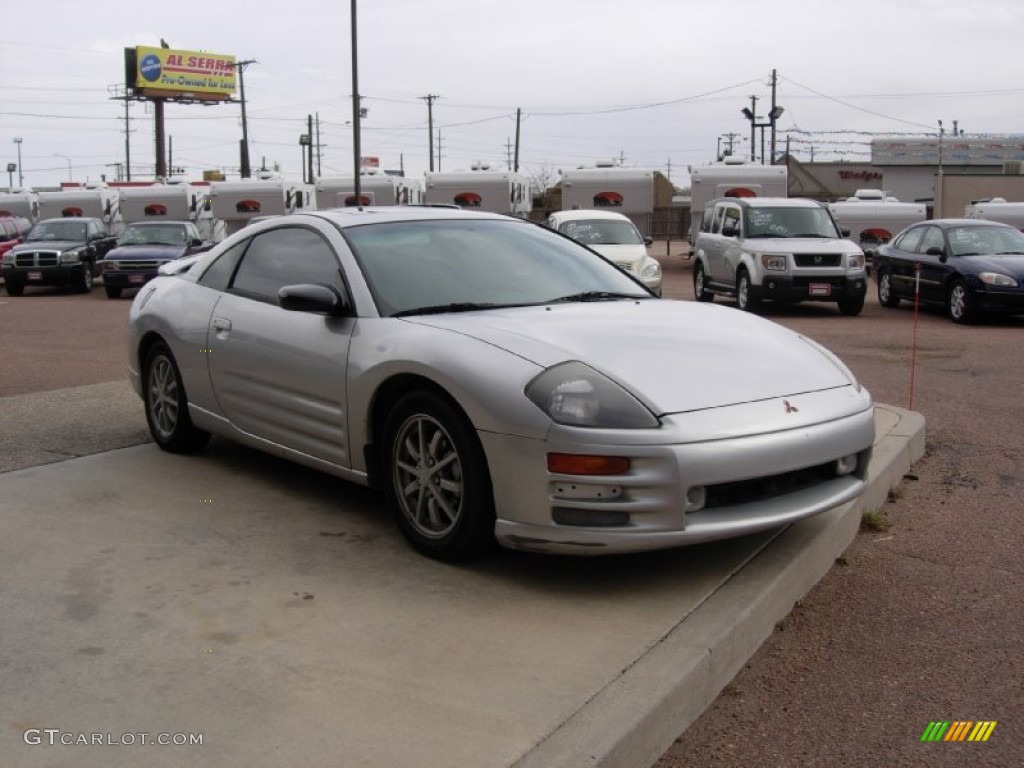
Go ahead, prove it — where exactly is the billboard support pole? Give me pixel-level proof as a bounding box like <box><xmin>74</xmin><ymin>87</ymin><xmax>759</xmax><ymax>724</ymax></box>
<box><xmin>154</xmin><ymin>99</ymin><xmax>167</xmax><ymax>179</ymax></box>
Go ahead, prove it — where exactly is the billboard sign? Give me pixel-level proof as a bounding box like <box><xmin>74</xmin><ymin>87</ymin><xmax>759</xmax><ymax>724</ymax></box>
<box><xmin>129</xmin><ymin>46</ymin><xmax>236</xmax><ymax>101</ymax></box>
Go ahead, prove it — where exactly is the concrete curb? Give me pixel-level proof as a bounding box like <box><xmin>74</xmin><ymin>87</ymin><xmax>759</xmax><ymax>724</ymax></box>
<box><xmin>513</xmin><ymin>404</ymin><xmax>926</xmax><ymax>768</ymax></box>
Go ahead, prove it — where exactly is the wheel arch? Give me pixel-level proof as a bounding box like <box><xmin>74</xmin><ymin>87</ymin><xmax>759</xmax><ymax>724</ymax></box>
<box><xmin>363</xmin><ymin>373</ymin><xmax>478</xmax><ymax>489</ymax></box>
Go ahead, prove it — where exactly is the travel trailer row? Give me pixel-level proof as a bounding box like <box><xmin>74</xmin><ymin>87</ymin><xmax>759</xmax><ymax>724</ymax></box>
<box><xmin>828</xmin><ymin>190</ymin><xmax>927</xmax><ymax>256</ymax></box>
<box><xmin>688</xmin><ymin>160</ymin><xmax>788</xmax><ymax>242</ymax></box>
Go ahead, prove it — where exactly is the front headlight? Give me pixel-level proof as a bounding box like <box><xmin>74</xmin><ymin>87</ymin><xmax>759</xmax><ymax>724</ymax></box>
<box><xmin>103</xmin><ymin>260</ymin><xmax>119</xmax><ymax>272</ymax></box>
<box><xmin>641</xmin><ymin>260</ymin><xmax>661</xmax><ymax>279</ymax></box>
<box><xmin>848</xmin><ymin>253</ymin><xmax>866</xmax><ymax>271</ymax></box>
<box><xmin>760</xmin><ymin>253</ymin><xmax>787</xmax><ymax>271</ymax></box>
<box><xmin>2</xmin><ymin>253</ymin><xmax>14</xmax><ymax>265</ymax></box>
<box><xmin>59</xmin><ymin>249</ymin><xmax>82</xmax><ymax>264</ymax></box>
<box><xmin>978</xmin><ymin>272</ymin><xmax>1017</xmax><ymax>287</ymax></box>
<box><xmin>525</xmin><ymin>361</ymin><xmax>660</xmax><ymax>429</ymax></box>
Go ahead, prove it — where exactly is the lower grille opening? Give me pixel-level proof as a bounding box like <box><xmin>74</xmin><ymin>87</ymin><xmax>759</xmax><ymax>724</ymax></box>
<box><xmin>704</xmin><ymin>460</ymin><xmax>841</xmax><ymax>509</ymax></box>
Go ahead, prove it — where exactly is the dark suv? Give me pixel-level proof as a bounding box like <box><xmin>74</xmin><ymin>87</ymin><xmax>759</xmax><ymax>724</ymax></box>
<box><xmin>2</xmin><ymin>217</ymin><xmax>116</xmax><ymax>296</ymax></box>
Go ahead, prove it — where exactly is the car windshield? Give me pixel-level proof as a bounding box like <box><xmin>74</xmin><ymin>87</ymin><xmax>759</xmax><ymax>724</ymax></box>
<box><xmin>744</xmin><ymin>207</ymin><xmax>839</xmax><ymax>239</ymax></box>
<box><xmin>947</xmin><ymin>225</ymin><xmax>1024</xmax><ymax>256</ymax></box>
<box><xmin>557</xmin><ymin>219</ymin><xmax>643</xmax><ymax>246</ymax></box>
<box><xmin>344</xmin><ymin>218</ymin><xmax>651</xmax><ymax>317</ymax></box>
<box><xmin>26</xmin><ymin>220</ymin><xmax>89</xmax><ymax>241</ymax></box>
<box><xmin>117</xmin><ymin>224</ymin><xmax>188</xmax><ymax>246</ymax></box>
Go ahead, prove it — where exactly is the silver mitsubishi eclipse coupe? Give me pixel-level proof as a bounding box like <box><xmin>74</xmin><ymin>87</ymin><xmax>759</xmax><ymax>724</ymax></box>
<box><xmin>128</xmin><ymin>206</ymin><xmax>874</xmax><ymax>560</ymax></box>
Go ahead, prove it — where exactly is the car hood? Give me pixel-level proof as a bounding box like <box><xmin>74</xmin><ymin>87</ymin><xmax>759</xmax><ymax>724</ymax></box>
<box><xmin>961</xmin><ymin>253</ymin><xmax>1024</xmax><ymax>276</ymax></box>
<box><xmin>407</xmin><ymin>300</ymin><xmax>856</xmax><ymax>414</ymax></box>
<box><xmin>105</xmin><ymin>244</ymin><xmax>187</xmax><ymax>261</ymax></box>
<box><xmin>742</xmin><ymin>237</ymin><xmax>861</xmax><ymax>254</ymax></box>
<box><xmin>11</xmin><ymin>238</ymin><xmax>86</xmax><ymax>253</ymax></box>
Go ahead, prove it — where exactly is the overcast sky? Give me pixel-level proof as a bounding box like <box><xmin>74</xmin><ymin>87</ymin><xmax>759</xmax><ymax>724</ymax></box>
<box><xmin>3</xmin><ymin>0</ymin><xmax>1022</xmax><ymax>191</ymax></box>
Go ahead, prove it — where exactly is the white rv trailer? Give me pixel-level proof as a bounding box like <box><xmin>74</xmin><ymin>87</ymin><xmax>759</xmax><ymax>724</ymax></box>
<box><xmin>688</xmin><ymin>161</ymin><xmax>788</xmax><ymax>242</ymax></box>
<box><xmin>964</xmin><ymin>198</ymin><xmax>1024</xmax><ymax>230</ymax></box>
<box><xmin>118</xmin><ymin>183</ymin><xmax>225</xmax><ymax>242</ymax></box>
<box><xmin>423</xmin><ymin>163</ymin><xmax>531</xmax><ymax>217</ymax></box>
<box><xmin>209</xmin><ymin>178</ymin><xmax>314</xmax><ymax>236</ymax></box>
<box><xmin>558</xmin><ymin>166</ymin><xmax>657</xmax><ymax>234</ymax></box>
<box><xmin>0</xmin><ymin>189</ymin><xmax>39</xmax><ymax>222</ymax></box>
<box><xmin>828</xmin><ymin>192</ymin><xmax>927</xmax><ymax>256</ymax></box>
<box><xmin>36</xmin><ymin>185</ymin><xmax>123</xmax><ymax>234</ymax></box>
<box><xmin>315</xmin><ymin>171</ymin><xmax>422</xmax><ymax>208</ymax></box>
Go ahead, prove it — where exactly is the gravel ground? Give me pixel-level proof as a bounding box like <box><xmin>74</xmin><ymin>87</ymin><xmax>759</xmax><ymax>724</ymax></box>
<box><xmin>656</xmin><ymin>250</ymin><xmax>1022</xmax><ymax>768</ymax></box>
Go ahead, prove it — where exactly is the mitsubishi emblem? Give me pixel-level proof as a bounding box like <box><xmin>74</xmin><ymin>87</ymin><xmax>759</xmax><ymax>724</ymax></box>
<box><xmin>784</xmin><ymin>400</ymin><xmax>799</xmax><ymax>413</ymax></box>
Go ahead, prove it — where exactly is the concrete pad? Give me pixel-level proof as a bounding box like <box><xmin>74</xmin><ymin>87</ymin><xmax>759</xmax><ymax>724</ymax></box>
<box><xmin>0</xmin><ymin>405</ymin><xmax>923</xmax><ymax>767</ymax></box>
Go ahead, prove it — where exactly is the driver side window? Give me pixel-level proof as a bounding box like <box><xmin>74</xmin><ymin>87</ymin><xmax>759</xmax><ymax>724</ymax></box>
<box><xmin>230</xmin><ymin>227</ymin><xmax>343</xmax><ymax>304</ymax></box>
<box><xmin>919</xmin><ymin>227</ymin><xmax>945</xmax><ymax>254</ymax></box>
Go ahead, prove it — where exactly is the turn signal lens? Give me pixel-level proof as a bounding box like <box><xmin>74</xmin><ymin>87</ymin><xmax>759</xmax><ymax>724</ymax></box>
<box><xmin>547</xmin><ymin>453</ymin><xmax>631</xmax><ymax>476</ymax></box>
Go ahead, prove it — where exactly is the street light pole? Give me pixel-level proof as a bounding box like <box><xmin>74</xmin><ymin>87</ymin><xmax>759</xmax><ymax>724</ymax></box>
<box><xmin>13</xmin><ymin>137</ymin><xmax>23</xmax><ymax>187</ymax></box>
<box><xmin>235</xmin><ymin>59</ymin><xmax>257</xmax><ymax>179</ymax></box>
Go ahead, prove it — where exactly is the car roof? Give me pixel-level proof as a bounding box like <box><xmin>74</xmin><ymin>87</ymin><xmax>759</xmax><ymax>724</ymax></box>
<box><xmin>547</xmin><ymin>209</ymin><xmax>634</xmax><ymax>223</ymax></box>
<box><xmin>916</xmin><ymin>218</ymin><xmax>1016</xmax><ymax>229</ymax></box>
<box><xmin>125</xmin><ymin>220</ymin><xmax>193</xmax><ymax>227</ymax></box>
<box><xmin>711</xmin><ymin>197</ymin><xmax>822</xmax><ymax>209</ymax></box>
<box><xmin>278</xmin><ymin>206</ymin><xmax>515</xmax><ymax>229</ymax></box>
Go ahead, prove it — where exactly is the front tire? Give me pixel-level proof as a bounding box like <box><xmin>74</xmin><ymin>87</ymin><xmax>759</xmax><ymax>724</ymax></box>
<box><xmin>736</xmin><ymin>269</ymin><xmax>760</xmax><ymax>312</ymax></box>
<box><xmin>693</xmin><ymin>262</ymin><xmax>714</xmax><ymax>302</ymax></box>
<box><xmin>4</xmin><ymin>280</ymin><xmax>24</xmax><ymax>297</ymax></box>
<box><xmin>75</xmin><ymin>260</ymin><xmax>94</xmax><ymax>293</ymax></box>
<box><xmin>143</xmin><ymin>342</ymin><xmax>211</xmax><ymax>453</ymax></box>
<box><xmin>104</xmin><ymin>285</ymin><xmax>123</xmax><ymax>299</ymax></box>
<box><xmin>877</xmin><ymin>271</ymin><xmax>900</xmax><ymax>308</ymax></box>
<box><xmin>381</xmin><ymin>390</ymin><xmax>495</xmax><ymax>561</ymax></box>
<box><xmin>947</xmin><ymin>279</ymin><xmax>975</xmax><ymax>324</ymax></box>
<box><xmin>837</xmin><ymin>295</ymin><xmax>864</xmax><ymax>316</ymax></box>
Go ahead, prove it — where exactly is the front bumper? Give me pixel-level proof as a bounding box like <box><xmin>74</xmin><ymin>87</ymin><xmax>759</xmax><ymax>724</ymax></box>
<box><xmin>2</xmin><ymin>264</ymin><xmax>86</xmax><ymax>286</ymax></box>
<box><xmin>102</xmin><ymin>269</ymin><xmax>160</xmax><ymax>289</ymax></box>
<box><xmin>482</xmin><ymin>395</ymin><xmax>876</xmax><ymax>555</ymax></box>
<box><xmin>757</xmin><ymin>274</ymin><xmax>867</xmax><ymax>303</ymax></box>
<box><xmin>971</xmin><ymin>286</ymin><xmax>1024</xmax><ymax>315</ymax></box>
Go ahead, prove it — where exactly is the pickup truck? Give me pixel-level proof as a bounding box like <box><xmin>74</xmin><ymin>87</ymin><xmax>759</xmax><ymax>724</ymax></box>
<box><xmin>692</xmin><ymin>197</ymin><xmax>868</xmax><ymax>315</ymax></box>
<box><xmin>2</xmin><ymin>217</ymin><xmax>116</xmax><ymax>296</ymax></box>
<box><xmin>99</xmin><ymin>220</ymin><xmax>214</xmax><ymax>298</ymax></box>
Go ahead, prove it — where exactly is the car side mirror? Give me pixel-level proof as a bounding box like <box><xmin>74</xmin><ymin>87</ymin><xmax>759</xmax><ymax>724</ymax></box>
<box><xmin>643</xmin><ymin>236</ymin><xmax>653</xmax><ymax>247</ymax></box>
<box><xmin>840</xmin><ymin>228</ymin><xmax>851</xmax><ymax>237</ymax></box>
<box><xmin>925</xmin><ymin>246</ymin><xmax>945</xmax><ymax>258</ymax></box>
<box><xmin>278</xmin><ymin>283</ymin><xmax>349</xmax><ymax>316</ymax></box>
<box><xmin>191</xmin><ymin>238</ymin><xmax>204</xmax><ymax>247</ymax></box>
<box><xmin>722</xmin><ymin>225</ymin><xmax>739</xmax><ymax>238</ymax></box>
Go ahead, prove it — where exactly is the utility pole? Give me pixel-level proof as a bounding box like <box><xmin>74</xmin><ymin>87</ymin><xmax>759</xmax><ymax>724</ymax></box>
<box><xmin>436</xmin><ymin>130</ymin><xmax>443</xmax><ymax>172</ymax></box>
<box><xmin>770</xmin><ymin>69</ymin><xmax>779</xmax><ymax>164</ymax></box>
<box><xmin>235</xmin><ymin>59</ymin><xmax>257</xmax><ymax>178</ymax></box>
<box><xmin>513</xmin><ymin>107</ymin><xmax>522</xmax><ymax>172</ymax></box>
<box><xmin>350</xmin><ymin>0</ymin><xmax>362</xmax><ymax>202</ymax></box>
<box><xmin>315</xmin><ymin>112</ymin><xmax>323</xmax><ymax>178</ymax></box>
<box><xmin>505</xmin><ymin>139</ymin><xmax>514</xmax><ymax>170</ymax></box>
<box><xmin>420</xmin><ymin>94</ymin><xmax>439</xmax><ymax>172</ymax></box>
<box><xmin>746</xmin><ymin>96</ymin><xmax>758</xmax><ymax>161</ymax></box>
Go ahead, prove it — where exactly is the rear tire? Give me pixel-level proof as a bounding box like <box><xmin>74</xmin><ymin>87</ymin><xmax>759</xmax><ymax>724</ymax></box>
<box><xmin>143</xmin><ymin>342</ymin><xmax>211</xmax><ymax>453</ymax></box>
<box><xmin>381</xmin><ymin>390</ymin><xmax>495</xmax><ymax>561</ymax></box>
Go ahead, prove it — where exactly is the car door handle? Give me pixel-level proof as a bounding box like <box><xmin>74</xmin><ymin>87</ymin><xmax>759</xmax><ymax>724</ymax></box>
<box><xmin>211</xmin><ymin>317</ymin><xmax>232</xmax><ymax>332</ymax></box>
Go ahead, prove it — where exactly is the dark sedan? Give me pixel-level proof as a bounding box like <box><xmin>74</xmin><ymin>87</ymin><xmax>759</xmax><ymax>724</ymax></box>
<box><xmin>874</xmin><ymin>219</ymin><xmax>1024</xmax><ymax>323</ymax></box>
<box><xmin>101</xmin><ymin>221</ymin><xmax>214</xmax><ymax>298</ymax></box>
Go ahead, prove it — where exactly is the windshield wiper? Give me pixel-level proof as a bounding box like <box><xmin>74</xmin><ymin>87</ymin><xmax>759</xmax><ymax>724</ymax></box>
<box><xmin>792</xmin><ymin>233</ymin><xmax>833</xmax><ymax>238</ymax></box>
<box><xmin>994</xmin><ymin>251</ymin><xmax>1024</xmax><ymax>255</ymax></box>
<box><xmin>548</xmin><ymin>291</ymin><xmax>647</xmax><ymax>303</ymax></box>
<box><xmin>392</xmin><ymin>302</ymin><xmax>505</xmax><ymax>317</ymax></box>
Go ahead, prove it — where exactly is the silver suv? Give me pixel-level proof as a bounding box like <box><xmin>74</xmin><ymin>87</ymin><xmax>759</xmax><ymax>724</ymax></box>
<box><xmin>692</xmin><ymin>197</ymin><xmax>868</xmax><ymax>315</ymax></box>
